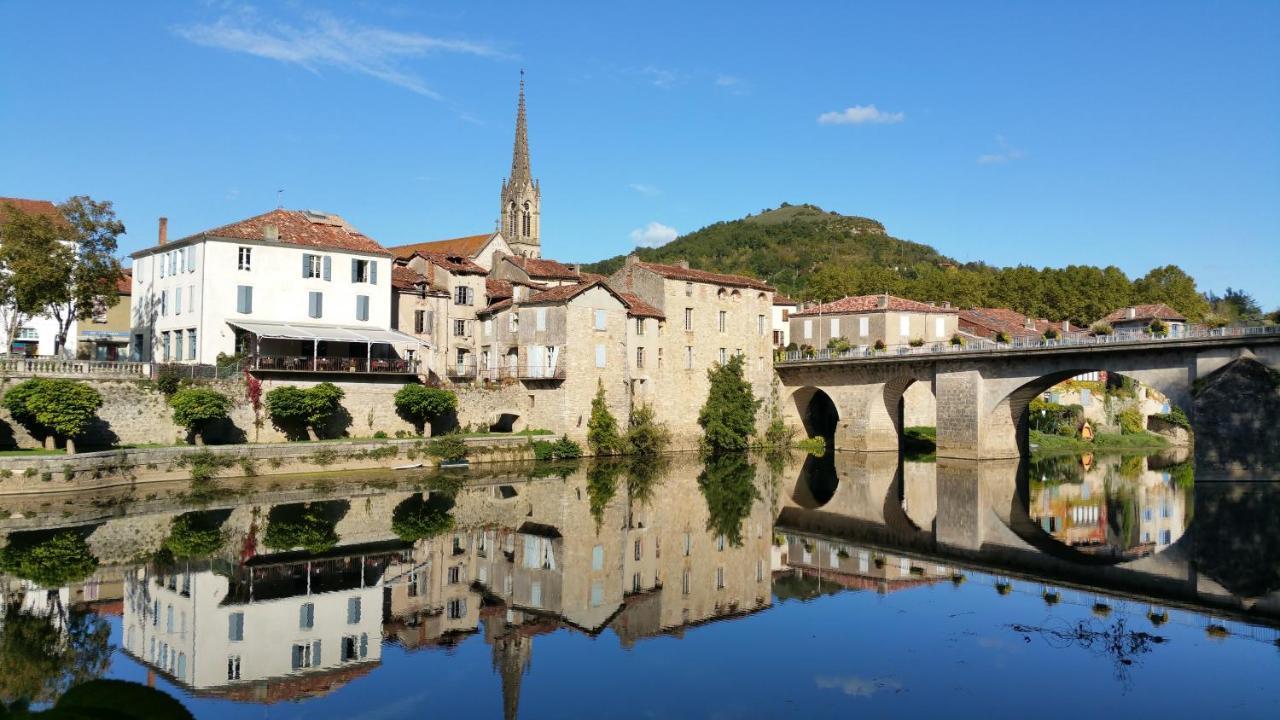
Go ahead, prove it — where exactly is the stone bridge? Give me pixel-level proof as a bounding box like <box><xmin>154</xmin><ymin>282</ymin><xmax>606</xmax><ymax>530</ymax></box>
<box><xmin>775</xmin><ymin>330</ymin><xmax>1280</xmax><ymax>458</ymax></box>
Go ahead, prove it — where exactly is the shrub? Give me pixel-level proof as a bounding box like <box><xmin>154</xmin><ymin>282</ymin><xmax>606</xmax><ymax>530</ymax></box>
<box><xmin>0</xmin><ymin>531</ymin><xmax>98</xmax><ymax>587</ymax></box>
<box><xmin>394</xmin><ymin>385</ymin><xmax>457</xmax><ymax>435</ymax></box>
<box><xmin>908</xmin><ymin>337</ymin><xmax>925</xmax><ymax>347</ymax></box>
<box><xmin>1090</xmin><ymin>321</ymin><xmax>1114</xmax><ymax>336</ymax></box>
<box><xmin>697</xmin><ymin>453</ymin><xmax>759</xmax><ymax>547</ymax></box>
<box><xmin>1148</xmin><ymin>319</ymin><xmax>1168</xmax><ymax>336</ymax></box>
<box><xmin>624</xmin><ymin>403</ymin><xmax>670</xmax><ymax>455</ymax></box>
<box><xmin>826</xmin><ymin>337</ymin><xmax>851</xmax><ymax>353</ymax></box>
<box><xmin>587</xmin><ymin>380</ymin><xmax>623</xmax><ymax>455</ymax></box>
<box><xmin>697</xmin><ymin>354</ymin><xmax>761</xmax><ymax>453</ymax></box>
<box><xmin>266</xmin><ymin>383</ymin><xmax>345</xmax><ymax>440</ymax></box>
<box><xmin>391</xmin><ymin>494</ymin><xmax>456</xmax><ymax>542</ymax></box>
<box><xmin>544</xmin><ymin>435</ymin><xmax>583</xmax><ymax>460</ymax></box>
<box><xmin>1117</xmin><ymin>407</ymin><xmax>1144</xmax><ymax>435</ymax></box>
<box><xmin>173</xmin><ymin>450</ymin><xmax>237</xmax><ymax>482</ymax></box>
<box><xmin>155</xmin><ymin>368</ymin><xmax>182</xmax><ymax>396</ymax></box>
<box><xmin>796</xmin><ymin>436</ymin><xmax>826</xmax><ymax>456</ymax></box>
<box><xmin>873</xmin><ymin>339</ymin><xmax>886</xmax><ymax>351</ymax></box>
<box><xmin>1153</xmin><ymin>406</ymin><xmax>1191</xmax><ymax>429</ymax></box>
<box><xmin>994</xmin><ymin>331</ymin><xmax>1011</xmax><ymax>343</ymax></box>
<box><xmin>427</xmin><ymin>434</ymin><xmax>468</xmax><ymax>462</ymax></box>
<box><xmin>2</xmin><ymin>378</ymin><xmax>102</xmax><ymax>453</ymax></box>
<box><xmin>162</xmin><ymin>512</ymin><xmax>225</xmax><ymax>557</ymax></box>
<box><xmin>1042</xmin><ymin>327</ymin><xmax>1061</xmax><ymax>340</ymax></box>
<box><xmin>373</xmin><ymin>430</ymin><xmax>388</xmax><ymax>439</ymax></box>
<box><xmin>950</xmin><ymin>334</ymin><xmax>965</xmax><ymax>347</ymax></box>
<box><xmin>168</xmin><ymin>387</ymin><xmax>232</xmax><ymax>445</ymax></box>
<box><xmin>1029</xmin><ymin>398</ymin><xmax>1084</xmax><ymax>436</ymax></box>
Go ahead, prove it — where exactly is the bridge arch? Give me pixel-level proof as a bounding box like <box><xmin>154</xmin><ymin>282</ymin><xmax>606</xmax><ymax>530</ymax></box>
<box><xmin>790</xmin><ymin>386</ymin><xmax>840</xmax><ymax>444</ymax></box>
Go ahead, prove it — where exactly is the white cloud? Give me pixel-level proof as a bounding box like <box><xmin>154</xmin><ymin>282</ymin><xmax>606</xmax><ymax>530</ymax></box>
<box><xmin>629</xmin><ymin>221</ymin><xmax>678</xmax><ymax>248</ymax></box>
<box><xmin>640</xmin><ymin>65</ymin><xmax>683</xmax><ymax>89</ymax></box>
<box><xmin>715</xmin><ymin>74</ymin><xmax>748</xmax><ymax>94</ymax></box>
<box><xmin>627</xmin><ymin>183</ymin><xmax>661</xmax><ymax>197</ymax></box>
<box><xmin>173</xmin><ymin>5</ymin><xmax>506</xmax><ymax>100</ymax></box>
<box><xmin>977</xmin><ymin>135</ymin><xmax>1027</xmax><ymax>164</ymax></box>
<box><xmin>817</xmin><ymin>105</ymin><xmax>905</xmax><ymax>125</ymax></box>
<box><xmin>815</xmin><ymin>675</ymin><xmax>904</xmax><ymax>697</ymax></box>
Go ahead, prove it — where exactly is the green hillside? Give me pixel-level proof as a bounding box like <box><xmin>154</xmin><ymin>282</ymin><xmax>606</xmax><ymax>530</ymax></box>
<box><xmin>583</xmin><ymin>203</ymin><xmax>950</xmax><ymax>295</ymax></box>
<box><xmin>582</xmin><ymin>203</ymin><xmax>1213</xmax><ymax>326</ymax></box>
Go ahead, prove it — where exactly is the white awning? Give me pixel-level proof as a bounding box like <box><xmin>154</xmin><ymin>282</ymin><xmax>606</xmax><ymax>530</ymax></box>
<box><xmin>228</xmin><ymin>320</ymin><xmax>428</xmax><ymax>347</ymax></box>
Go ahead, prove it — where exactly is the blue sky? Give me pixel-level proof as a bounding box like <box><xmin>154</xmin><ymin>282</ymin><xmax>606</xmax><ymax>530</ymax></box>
<box><xmin>2</xmin><ymin>1</ymin><xmax>1277</xmax><ymax>306</ymax></box>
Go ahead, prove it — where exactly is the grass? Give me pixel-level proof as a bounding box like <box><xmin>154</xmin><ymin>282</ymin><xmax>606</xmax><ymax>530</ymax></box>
<box><xmin>1029</xmin><ymin>429</ymin><xmax>1169</xmax><ymax>455</ymax></box>
<box><xmin>0</xmin><ymin>448</ymin><xmax>63</xmax><ymax>457</ymax></box>
<box><xmin>903</xmin><ymin>426</ymin><xmax>937</xmax><ymax>462</ymax></box>
<box><xmin>457</xmin><ymin>428</ymin><xmax>555</xmax><ymax>438</ymax></box>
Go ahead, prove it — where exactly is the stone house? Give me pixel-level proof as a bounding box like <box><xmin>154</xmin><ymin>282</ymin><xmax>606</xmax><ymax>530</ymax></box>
<box><xmin>609</xmin><ymin>256</ymin><xmax>775</xmax><ymax>444</ymax></box>
<box><xmin>1101</xmin><ymin>303</ymin><xmax>1188</xmax><ymax>336</ymax></box>
<box><xmin>390</xmin><ymin>251</ymin><xmax>491</xmax><ymax>382</ymax></box>
<box><xmin>490</xmin><ymin>253</ymin><xmax>582</xmax><ymax>288</ymax></box>
<box><xmin>789</xmin><ymin>294</ymin><xmax>959</xmax><ymax>350</ymax></box>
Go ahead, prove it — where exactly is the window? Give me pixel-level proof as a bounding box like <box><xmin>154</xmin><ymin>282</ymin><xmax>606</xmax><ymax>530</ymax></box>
<box><xmin>594</xmin><ymin>309</ymin><xmax>606</xmax><ymax>330</ymax></box>
<box><xmin>803</xmin><ymin>319</ymin><xmax>812</xmax><ymax>339</ymax></box>
<box><xmin>188</xmin><ymin>332</ymin><xmax>200</xmax><ymax>361</ymax></box>
<box><xmin>595</xmin><ymin>344</ymin><xmax>606</xmax><ymax>368</ymax></box>
<box><xmin>176</xmin><ymin>249</ymin><xmax>185</xmax><ymax>274</ymax></box>
<box><xmin>636</xmin><ymin>318</ymin><xmax>645</xmax><ymax>335</ymax></box>
<box><xmin>934</xmin><ymin>317</ymin><xmax>945</xmax><ymax>338</ymax></box>
<box><xmin>509</xmin><ymin>312</ymin><xmax>519</xmax><ymax>333</ymax></box>
<box><xmin>718</xmin><ymin>310</ymin><xmax>727</xmax><ymax>332</ymax></box>
<box><xmin>160</xmin><ymin>289</ymin><xmax>168</xmax><ymax>316</ymax></box>
<box><xmin>188</xmin><ymin>284</ymin><xmax>196</xmax><ymax>315</ymax></box>
<box><xmin>352</xmin><ymin>259</ymin><xmax>372</xmax><ymax>283</ymax></box>
<box><xmin>634</xmin><ymin>346</ymin><xmax>647</xmax><ymax>368</ymax></box>
<box><xmin>634</xmin><ymin>539</ymin><xmax>642</xmax><ymax>561</ymax></box>
<box><xmin>291</xmin><ymin>642</ymin><xmax>320</xmax><ymax>670</ymax></box>
<box><xmin>716</xmin><ymin>567</ymin><xmax>726</xmax><ymax>589</ymax></box>
<box><xmin>414</xmin><ymin>310</ymin><xmax>426</xmax><ymax>334</ymax></box>
<box><xmin>448</xmin><ymin>598</ymin><xmax>468</xmax><ymax>619</ymax></box>
<box><xmin>347</xmin><ymin>597</ymin><xmax>361</xmax><ymax>624</ymax></box>
<box><xmin>166</xmin><ymin>605</ymin><xmax>174</xmax><ymax>632</ymax></box>
<box><xmin>684</xmin><ymin>308</ymin><xmax>693</xmax><ymax>330</ymax></box>
<box><xmin>530</xmin><ymin>581</ymin><xmax>542</xmax><ymax>608</ymax></box>
<box><xmin>685</xmin><ymin>282</ymin><xmax>693</xmax><ymax>297</ymax></box>
<box><xmin>899</xmin><ymin>315</ymin><xmax>910</xmax><ymax>336</ymax></box>
<box><xmin>169</xmin><ymin>251</ymin><xmax>177</xmax><ymax>275</ymax></box>
<box><xmin>757</xmin><ymin>314</ymin><xmax>765</xmax><ymax>335</ymax></box>
<box><xmin>633</xmin><ymin>573</ymin><xmax>642</xmax><ymax>592</ymax></box>
<box><xmin>483</xmin><ymin>318</ymin><xmax>493</xmax><ymax>336</ymax></box>
<box><xmin>174</xmin><ymin>332</ymin><xmax>184</xmax><ymax>362</ymax></box>
<box><xmin>657</xmin><ymin>348</ymin><xmax>663</xmax><ymax>367</ymax></box>
<box><xmin>590</xmin><ymin>582</ymin><xmax>603</xmax><ymax>607</ymax></box>
<box><xmin>717</xmin><ymin>534</ymin><xmax>726</xmax><ymax>551</ymax></box>
<box><xmin>592</xmin><ymin>545</ymin><xmax>604</xmax><ymax>571</ymax></box>
<box><xmin>683</xmin><ymin>533</ymin><xmax>692</xmax><ymax>556</ymax></box>
<box><xmin>303</xmin><ymin>253</ymin><xmax>323</xmax><ymax>279</ymax></box>
<box><xmin>227</xmin><ymin>655</ymin><xmax>241</xmax><ymax>681</ymax></box>
<box><xmin>174</xmin><ymin>286</ymin><xmax>182</xmax><ymax>315</ymax></box>
<box><xmin>830</xmin><ymin>318</ymin><xmax>838</xmax><ymax>337</ymax></box>
<box><xmin>236</xmin><ymin>285</ymin><xmax>253</xmax><ymax>314</ymax></box>
<box><xmin>187</xmin><ymin>247</ymin><xmax>196</xmax><ymax>272</ymax></box>
<box><xmin>308</xmin><ymin>291</ymin><xmax>323</xmax><ymax>319</ymax></box>
<box><xmin>537</xmin><ymin>307</ymin><xmax>547</xmax><ymax>331</ymax></box>
<box><xmin>228</xmin><ymin>612</ymin><xmax>244</xmax><ymax>641</ymax></box>
<box><xmin>159</xmin><ymin>253</ymin><xmax>166</xmax><ymax>278</ymax></box>
<box><xmin>455</xmin><ymin>285</ymin><xmax>473</xmax><ymax>305</ymax></box>
<box><xmin>454</xmin><ymin>319</ymin><xmax>467</xmax><ymax>337</ymax></box>
<box><xmin>859</xmin><ymin>316</ymin><xmax>869</xmax><ymax>336</ymax></box>
<box><xmin>719</xmin><ymin>348</ymin><xmax>727</xmax><ymax>365</ymax></box>
<box><xmin>300</xmin><ymin>603</ymin><xmax>315</xmax><ymax>629</ymax></box>
<box><xmin>355</xmin><ymin>295</ymin><xmax>369</xmax><ymax>322</ymax></box>
<box><xmin>685</xmin><ymin>346</ymin><xmax>693</xmax><ymax>369</ymax></box>
<box><xmin>682</xmin><ymin>570</ymin><xmax>691</xmax><ymax>595</ymax></box>
<box><xmin>238</xmin><ymin>246</ymin><xmax>251</xmax><ymax>270</ymax></box>
<box><xmin>161</xmin><ymin>332</ymin><xmax>171</xmax><ymax>361</ymax></box>
<box><xmin>448</xmin><ymin>566</ymin><xmax>461</xmax><ymax>584</ymax></box>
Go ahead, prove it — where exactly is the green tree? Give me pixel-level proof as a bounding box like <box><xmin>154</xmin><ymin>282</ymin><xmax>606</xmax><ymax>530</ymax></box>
<box><xmin>262</xmin><ymin>502</ymin><xmax>345</xmax><ymax>553</ymax></box>
<box><xmin>2</xmin><ymin>378</ymin><xmax>102</xmax><ymax>453</ymax></box>
<box><xmin>1132</xmin><ymin>265</ymin><xmax>1210</xmax><ymax>321</ymax></box>
<box><xmin>698</xmin><ymin>354</ymin><xmax>761</xmax><ymax>452</ymax></box>
<box><xmin>586</xmin><ymin>460</ymin><xmax>624</xmax><ymax>529</ymax></box>
<box><xmin>0</xmin><ymin>532</ymin><xmax>98</xmax><ymax>587</ymax></box>
<box><xmin>168</xmin><ymin>388</ymin><xmax>232</xmax><ymax>446</ymax></box>
<box><xmin>393</xmin><ymin>385</ymin><xmax>457</xmax><ymax>436</ymax></box>
<box><xmin>624</xmin><ymin>402</ymin><xmax>670</xmax><ymax>455</ymax></box>
<box><xmin>45</xmin><ymin>197</ymin><xmax>125</xmax><ymax>356</ymax></box>
<box><xmin>265</xmin><ymin>383</ymin><xmax>345</xmax><ymax>440</ymax></box>
<box><xmin>161</xmin><ymin>512</ymin><xmax>226</xmax><ymax>558</ymax></box>
<box><xmin>0</xmin><ymin>603</ymin><xmax>111</xmax><ymax>707</ymax></box>
<box><xmin>0</xmin><ymin>203</ymin><xmax>68</xmax><ymax>353</ymax></box>
<box><xmin>697</xmin><ymin>453</ymin><xmax>760</xmax><ymax>547</ymax></box>
<box><xmin>587</xmin><ymin>380</ymin><xmax>623</xmax><ymax>455</ymax></box>
<box><xmin>390</xmin><ymin>493</ymin><xmax>456</xmax><ymax>542</ymax></box>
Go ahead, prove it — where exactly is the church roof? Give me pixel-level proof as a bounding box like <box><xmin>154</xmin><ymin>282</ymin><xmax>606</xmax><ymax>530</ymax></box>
<box><xmin>509</xmin><ymin>72</ymin><xmax>532</xmax><ymax>186</ymax></box>
<box><xmin>388</xmin><ymin>233</ymin><xmax>494</xmax><ymax>260</ymax></box>
<box><xmin>505</xmin><ymin>255</ymin><xmax>580</xmax><ymax>281</ymax></box>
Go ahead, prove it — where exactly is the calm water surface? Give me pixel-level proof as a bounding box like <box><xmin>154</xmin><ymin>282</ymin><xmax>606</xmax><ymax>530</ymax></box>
<box><xmin>2</xmin><ymin>450</ymin><xmax>1278</xmax><ymax>718</ymax></box>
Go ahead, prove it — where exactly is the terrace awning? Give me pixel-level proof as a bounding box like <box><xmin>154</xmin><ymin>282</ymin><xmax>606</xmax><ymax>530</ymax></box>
<box><xmin>227</xmin><ymin>320</ymin><xmax>428</xmax><ymax>347</ymax></box>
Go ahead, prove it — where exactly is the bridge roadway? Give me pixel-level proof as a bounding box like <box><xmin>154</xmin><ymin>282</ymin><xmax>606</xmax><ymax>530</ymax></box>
<box><xmin>774</xmin><ymin>326</ymin><xmax>1280</xmax><ymax>459</ymax></box>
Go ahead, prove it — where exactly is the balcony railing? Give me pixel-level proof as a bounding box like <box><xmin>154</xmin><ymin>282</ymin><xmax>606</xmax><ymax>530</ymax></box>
<box><xmin>0</xmin><ymin>356</ymin><xmax>150</xmax><ymax>379</ymax></box>
<box><xmin>250</xmin><ymin>355</ymin><xmax>419</xmax><ymax>374</ymax></box>
<box><xmin>480</xmin><ymin>365</ymin><xmax>566</xmax><ymax>382</ymax></box>
<box><xmin>777</xmin><ymin>325</ymin><xmax>1280</xmax><ymax>365</ymax></box>
<box><xmin>447</xmin><ymin>362</ymin><xmax>478</xmax><ymax>380</ymax></box>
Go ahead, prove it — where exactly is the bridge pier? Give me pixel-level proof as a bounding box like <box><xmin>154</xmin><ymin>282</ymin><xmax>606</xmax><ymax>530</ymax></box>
<box><xmin>829</xmin><ymin>384</ymin><xmax>899</xmax><ymax>453</ymax></box>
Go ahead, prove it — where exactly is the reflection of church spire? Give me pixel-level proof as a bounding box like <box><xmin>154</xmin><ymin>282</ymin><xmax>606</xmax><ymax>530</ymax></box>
<box><xmin>493</xmin><ymin>633</ymin><xmax>531</xmax><ymax>720</ymax></box>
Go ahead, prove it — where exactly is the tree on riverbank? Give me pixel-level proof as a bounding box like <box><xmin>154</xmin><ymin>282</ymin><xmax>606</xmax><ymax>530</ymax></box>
<box><xmin>587</xmin><ymin>380</ymin><xmax>623</xmax><ymax>455</ymax></box>
<box><xmin>169</xmin><ymin>388</ymin><xmax>232</xmax><ymax>446</ymax></box>
<box><xmin>698</xmin><ymin>354</ymin><xmax>761</xmax><ymax>452</ymax></box>
<box><xmin>393</xmin><ymin>385</ymin><xmax>457</xmax><ymax>436</ymax></box>
<box><xmin>2</xmin><ymin>378</ymin><xmax>102</xmax><ymax>453</ymax></box>
<box><xmin>265</xmin><ymin>383</ymin><xmax>346</xmax><ymax>440</ymax></box>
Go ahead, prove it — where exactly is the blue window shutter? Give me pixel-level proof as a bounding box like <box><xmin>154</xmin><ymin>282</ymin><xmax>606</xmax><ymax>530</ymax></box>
<box><xmin>323</xmin><ymin>256</ymin><xmax>331</xmax><ymax>281</ymax></box>
<box><xmin>370</xmin><ymin>261</ymin><xmax>378</xmax><ymax>285</ymax></box>
<box><xmin>312</xmin><ymin>640</ymin><xmax>322</xmax><ymax>666</ymax></box>
<box><xmin>351</xmin><ymin>259</ymin><xmax>358</xmax><ymax>283</ymax></box>
<box><xmin>317</xmin><ymin>292</ymin><xmax>323</xmax><ymax>318</ymax></box>
<box><xmin>302</xmin><ymin>254</ymin><xmax>310</xmax><ymax>278</ymax></box>
<box><xmin>236</xmin><ymin>287</ymin><xmax>243</xmax><ymax>313</ymax></box>
<box><xmin>246</xmin><ymin>287</ymin><xmax>253</xmax><ymax>314</ymax></box>
<box><xmin>187</xmin><ymin>247</ymin><xmax>196</xmax><ymax>272</ymax></box>
<box><xmin>308</xmin><ymin>293</ymin><xmax>316</xmax><ymax>318</ymax></box>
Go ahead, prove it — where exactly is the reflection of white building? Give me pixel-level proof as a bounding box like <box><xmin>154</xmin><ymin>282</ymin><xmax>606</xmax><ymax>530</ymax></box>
<box><xmin>1136</xmin><ymin>471</ymin><xmax>1190</xmax><ymax>550</ymax></box>
<box><xmin>122</xmin><ymin>548</ymin><xmax>401</xmax><ymax>701</ymax></box>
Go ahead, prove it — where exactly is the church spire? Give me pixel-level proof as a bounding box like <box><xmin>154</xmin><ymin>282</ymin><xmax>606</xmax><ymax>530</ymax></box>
<box><xmin>510</xmin><ymin>69</ymin><xmax>531</xmax><ymax>185</ymax></box>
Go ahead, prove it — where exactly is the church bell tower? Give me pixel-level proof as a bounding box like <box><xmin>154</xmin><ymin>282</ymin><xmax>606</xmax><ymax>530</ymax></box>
<box><xmin>499</xmin><ymin>71</ymin><xmax>541</xmax><ymax>258</ymax></box>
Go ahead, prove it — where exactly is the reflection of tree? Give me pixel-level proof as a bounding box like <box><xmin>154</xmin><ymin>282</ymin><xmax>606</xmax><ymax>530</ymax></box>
<box><xmin>161</xmin><ymin>511</ymin><xmax>227</xmax><ymax>558</ymax></box>
<box><xmin>0</xmin><ymin>531</ymin><xmax>98</xmax><ymax>587</ymax></box>
<box><xmin>625</xmin><ymin>454</ymin><xmax>668</xmax><ymax>508</ymax></box>
<box><xmin>5</xmin><ymin>678</ymin><xmax>194</xmax><ymax>719</ymax></box>
<box><xmin>1027</xmin><ymin>454</ymin><xmax>1085</xmax><ymax>485</ymax></box>
<box><xmin>1011</xmin><ymin>618</ymin><xmax>1166</xmax><ymax>689</ymax></box>
<box><xmin>1104</xmin><ymin>477</ymin><xmax>1139</xmax><ymax>554</ymax></box>
<box><xmin>0</xmin><ymin>598</ymin><xmax>111</xmax><ymax>707</ymax></box>
<box><xmin>697</xmin><ymin>454</ymin><xmax>760</xmax><ymax>547</ymax></box>
<box><xmin>586</xmin><ymin>460</ymin><xmax>624</xmax><ymax>531</ymax></box>
<box><xmin>262</xmin><ymin>501</ymin><xmax>347</xmax><ymax>553</ymax></box>
<box><xmin>391</xmin><ymin>493</ymin><xmax>456</xmax><ymax>542</ymax></box>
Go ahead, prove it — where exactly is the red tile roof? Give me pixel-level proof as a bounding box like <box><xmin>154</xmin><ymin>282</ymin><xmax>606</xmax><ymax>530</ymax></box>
<box><xmin>773</xmin><ymin>294</ymin><xmax>798</xmax><ymax>306</ymax></box>
<box><xmin>1102</xmin><ymin>303</ymin><xmax>1187</xmax><ymax>324</ymax></box>
<box><xmin>478</xmin><ymin>298</ymin><xmax>513</xmax><ymax>316</ymax></box>
<box><xmin>506</xmin><ymin>255</ymin><xmax>581</xmax><ymax>280</ymax></box>
<box><xmin>391</xmin><ymin>264</ymin><xmax>427</xmax><ymax>290</ymax></box>
<box><xmin>486</xmin><ymin>278</ymin><xmax>513</xmax><ymax>300</ymax></box>
<box><xmin>0</xmin><ymin>197</ymin><xmax>60</xmax><ymax>221</ymax></box>
<box><xmin>388</xmin><ymin>233</ymin><xmax>494</xmax><ymax>259</ymax></box>
<box><xmin>631</xmin><ymin>260</ymin><xmax>774</xmax><ymax>291</ymax></box>
<box><xmin>414</xmin><ymin>251</ymin><xmax>486</xmax><ymax>275</ymax></box>
<box><xmin>618</xmin><ymin>292</ymin><xmax>664</xmax><ymax>319</ymax></box>
<box><xmin>958</xmin><ymin>307</ymin><xmax>1042</xmax><ymax>339</ymax></box>
<box><xmin>186</xmin><ymin>208</ymin><xmax>390</xmax><ymax>256</ymax></box>
<box><xmin>116</xmin><ymin>268</ymin><xmax>132</xmax><ymax>295</ymax></box>
<box><xmin>792</xmin><ymin>294</ymin><xmax>956</xmax><ymax>317</ymax></box>
<box><xmin>525</xmin><ymin>279</ymin><xmax>603</xmax><ymax>304</ymax></box>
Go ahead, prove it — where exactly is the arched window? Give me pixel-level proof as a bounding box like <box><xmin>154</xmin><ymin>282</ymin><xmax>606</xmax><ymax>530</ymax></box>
<box><xmin>509</xmin><ymin>203</ymin><xmax>518</xmax><ymax>236</ymax></box>
<box><xmin>522</xmin><ymin>202</ymin><xmax>531</xmax><ymax>236</ymax></box>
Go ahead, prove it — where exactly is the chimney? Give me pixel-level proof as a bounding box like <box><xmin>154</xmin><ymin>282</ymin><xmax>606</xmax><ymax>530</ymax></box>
<box><xmin>1062</xmin><ymin>320</ymin><xmax>1071</xmax><ymax>332</ymax></box>
<box><xmin>878</xmin><ymin>294</ymin><xmax>889</xmax><ymax>309</ymax></box>
<box><xmin>624</xmin><ymin>254</ymin><xmax>639</xmax><ymax>266</ymax></box>
<box><xmin>1024</xmin><ymin>317</ymin><xmax>1035</xmax><ymax>329</ymax></box>
<box><xmin>263</xmin><ymin>224</ymin><xmax>279</xmax><ymax>242</ymax></box>
<box><xmin>1126</xmin><ymin>306</ymin><xmax>1137</xmax><ymax>320</ymax></box>
<box><xmin>570</xmin><ymin>264</ymin><xmax>581</xmax><ymax>274</ymax></box>
<box><xmin>157</xmin><ymin>217</ymin><xmax>168</xmax><ymax>245</ymax></box>
<box><xmin>675</xmin><ymin>259</ymin><xmax>690</xmax><ymax>269</ymax></box>
<box><xmin>942</xmin><ymin>301</ymin><xmax>951</xmax><ymax>309</ymax></box>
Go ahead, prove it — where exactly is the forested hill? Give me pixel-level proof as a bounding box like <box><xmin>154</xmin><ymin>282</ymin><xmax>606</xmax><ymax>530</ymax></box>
<box><xmin>582</xmin><ymin>203</ymin><xmax>951</xmax><ymax>294</ymax></box>
<box><xmin>582</xmin><ymin>203</ymin><xmax>1214</xmax><ymax>326</ymax></box>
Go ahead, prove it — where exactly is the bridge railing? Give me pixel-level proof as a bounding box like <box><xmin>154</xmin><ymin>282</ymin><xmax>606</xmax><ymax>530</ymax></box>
<box><xmin>777</xmin><ymin>324</ymin><xmax>1280</xmax><ymax>364</ymax></box>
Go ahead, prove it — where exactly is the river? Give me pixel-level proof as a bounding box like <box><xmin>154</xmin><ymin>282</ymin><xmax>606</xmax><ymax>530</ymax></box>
<box><xmin>1</xmin><ymin>449</ymin><xmax>1277</xmax><ymax>718</ymax></box>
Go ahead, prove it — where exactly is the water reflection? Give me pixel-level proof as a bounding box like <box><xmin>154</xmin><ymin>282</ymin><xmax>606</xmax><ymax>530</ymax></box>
<box><xmin>0</xmin><ymin>449</ymin><xmax>1277</xmax><ymax>717</ymax></box>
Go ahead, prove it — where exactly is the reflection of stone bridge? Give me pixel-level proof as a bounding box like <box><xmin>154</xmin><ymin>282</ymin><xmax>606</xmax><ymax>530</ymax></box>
<box><xmin>777</xmin><ymin>453</ymin><xmax>1280</xmax><ymax>627</ymax></box>
<box><xmin>777</xmin><ymin>331</ymin><xmax>1280</xmax><ymax>458</ymax></box>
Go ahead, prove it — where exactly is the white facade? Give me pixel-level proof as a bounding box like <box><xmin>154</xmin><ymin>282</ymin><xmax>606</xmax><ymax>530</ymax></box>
<box><xmin>771</xmin><ymin>301</ymin><xmax>796</xmax><ymax>348</ymax></box>
<box><xmin>131</xmin><ymin>237</ymin><xmax>393</xmax><ymax>364</ymax></box>
<box><xmin>8</xmin><ymin>314</ymin><xmax>76</xmax><ymax>357</ymax></box>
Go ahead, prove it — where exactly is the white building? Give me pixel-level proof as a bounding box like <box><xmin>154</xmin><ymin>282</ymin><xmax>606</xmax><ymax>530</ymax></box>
<box><xmin>130</xmin><ymin>210</ymin><xmax>424</xmax><ymax>373</ymax></box>
<box><xmin>0</xmin><ymin>197</ymin><xmax>77</xmax><ymax>357</ymax></box>
<box><xmin>771</xmin><ymin>294</ymin><xmax>797</xmax><ymax>348</ymax></box>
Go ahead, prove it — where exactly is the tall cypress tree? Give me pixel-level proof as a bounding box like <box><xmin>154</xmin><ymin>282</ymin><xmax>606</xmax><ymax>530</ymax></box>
<box><xmin>587</xmin><ymin>380</ymin><xmax>622</xmax><ymax>456</ymax></box>
<box><xmin>698</xmin><ymin>354</ymin><xmax>761</xmax><ymax>452</ymax></box>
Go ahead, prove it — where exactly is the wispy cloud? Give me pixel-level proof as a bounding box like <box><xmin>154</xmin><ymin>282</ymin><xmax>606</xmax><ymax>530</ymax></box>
<box><xmin>627</xmin><ymin>183</ymin><xmax>661</xmax><ymax>197</ymax></box>
<box><xmin>640</xmin><ymin>65</ymin><xmax>684</xmax><ymax>89</ymax></box>
<box><xmin>817</xmin><ymin>105</ymin><xmax>905</xmax><ymax>125</ymax></box>
<box><xmin>173</xmin><ymin>5</ymin><xmax>506</xmax><ymax>100</ymax></box>
<box><xmin>977</xmin><ymin>135</ymin><xmax>1026</xmax><ymax>164</ymax></box>
<box><xmin>815</xmin><ymin>675</ymin><xmax>904</xmax><ymax>697</ymax></box>
<box><xmin>715</xmin><ymin>74</ymin><xmax>748</xmax><ymax>95</ymax></box>
<box><xmin>630</xmin><ymin>221</ymin><xmax>678</xmax><ymax>248</ymax></box>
